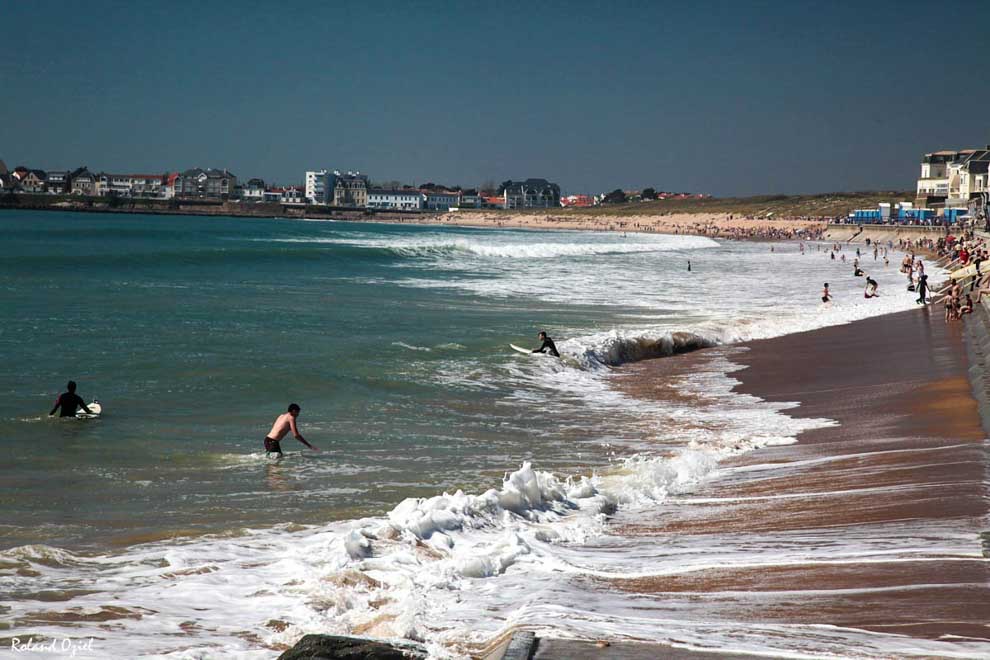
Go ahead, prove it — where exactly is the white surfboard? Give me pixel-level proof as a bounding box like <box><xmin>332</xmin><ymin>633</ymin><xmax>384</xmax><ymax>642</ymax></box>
<box><xmin>951</xmin><ymin>263</ymin><xmax>977</xmax><ymax>281</ymax></box>
<box><xmin>76</xmin><ymin>401</ymin><xmax>102</xmax><ymax>419</ymax></box>
<box><xmin>510</xmin><ymin>344</ymin><xmax>534</xmax><ymax>355</ymax></box>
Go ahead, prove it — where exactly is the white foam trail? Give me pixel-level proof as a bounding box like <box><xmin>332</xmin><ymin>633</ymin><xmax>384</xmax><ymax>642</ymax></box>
<box><xmin>258</xmin><ymin>233</ymin><xmax>719</xmax><ymax>259</ymax></box>
<box><xmin>392</xmin><ymin>341</ymin><xmax>432</xmax><ymax>352</ymax></box>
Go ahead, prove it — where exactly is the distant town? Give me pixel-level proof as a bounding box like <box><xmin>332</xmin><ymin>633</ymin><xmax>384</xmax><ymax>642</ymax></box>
<box><xmin>0</xmin><ymin>146</ymin><xmax>986</xmax><ymax>221</ymax></box>
<box><xmin>0</xmin><ymin>159</ymin><xmax>708</xmax><ymax>212</ymax></box>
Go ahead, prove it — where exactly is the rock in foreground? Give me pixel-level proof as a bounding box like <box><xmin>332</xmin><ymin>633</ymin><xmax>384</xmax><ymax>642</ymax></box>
<box><xmin>278</xmin><ymin>634</ymin><xmax>427</xmax><ymax>660</ymax></box>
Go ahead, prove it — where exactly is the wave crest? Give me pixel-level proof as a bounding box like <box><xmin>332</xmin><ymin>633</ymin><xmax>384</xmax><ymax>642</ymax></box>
<box><xmin>570</xmin><ymin>330</ymin><xmax>718</xmax><ymax>368</ymax></box>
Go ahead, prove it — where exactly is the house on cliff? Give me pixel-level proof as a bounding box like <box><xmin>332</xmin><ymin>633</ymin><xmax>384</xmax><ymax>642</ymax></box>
<box><xmin>46</xmin><ymin>171</ymin><xmax>69</xmax><ymax>194</ymax></box>
<box><xmin>69</xmin><ymin>167</ymin><xmax>97</xmax><ymax>196</ymax></box>
<box><xmin>20</xmin><ymin>170</ymin><xmax>47</xmax><ymax>193</ymax></box>
<box><xmin>174</xmin><ymin>168</ymin><xmax>237</xmax><ymax>200</ymax></box>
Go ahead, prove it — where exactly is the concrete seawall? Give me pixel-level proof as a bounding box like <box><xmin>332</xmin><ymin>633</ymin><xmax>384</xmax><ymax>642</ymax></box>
<box><xmin>962</xmin><ymin>301</ymin><xmax>990</xmax><ymax>439</ymax></box>
<box><xmin>825</xmin><ymin>223</ymin><xmax>948</xmax><ymax>243</ymax></box>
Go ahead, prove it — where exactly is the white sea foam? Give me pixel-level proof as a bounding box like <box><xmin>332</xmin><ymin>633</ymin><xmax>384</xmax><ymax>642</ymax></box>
<box><xmin>3</xmin><ymin>237</ymin><xmax>972</xmax><ymax>659</ymax></box>
<box><xmin>0</xmin><ymin>352</ymin><xmax>845</xmax><ymax>659</ymax></box>
<box><xmin>392</xmin><ymin>341</ymin><xmax>433</xmax><ymax>352</ymax></box>
<box><xmin>258</xmin><ymin>232</ymin><xmax>719</xmax><ymax>260</ymax></box>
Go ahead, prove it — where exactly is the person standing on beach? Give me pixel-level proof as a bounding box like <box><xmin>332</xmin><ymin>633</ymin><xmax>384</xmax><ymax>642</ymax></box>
<box><xmin>264</xmin><ymin>404</ymin><xmax>317</xmax><ymax>458</ymax></box>
<box><xmin>49</xmin><ymin>380</ymin><xmax>93</xmax><ymax>417</ymax></box>
<box><xmin>532</xmin><ymin>331</ymin><xmax>561</xmax><ymax>357</ymax></box>
<box><xmin>916</xmin><ymin>273</ymin><xmax>929</xmax><ymax>305</ymax></box>
<box><xmin>821</xmin><ymin>283</ymin><xmax>832</xmax><ymax>304</ymax></box>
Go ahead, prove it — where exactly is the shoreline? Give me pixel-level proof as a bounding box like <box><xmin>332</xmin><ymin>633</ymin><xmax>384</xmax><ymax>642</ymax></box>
<box><xmin>592</xmin><ymin>306</ymin><xmax>990</xmax><ymax>657</ymax></box>
<box><xmin>0</xmin><ymin>200</ymin><xmax>821</xmax><ymax>242</ymax></box>
<box><xmin>3</xmin><ymin>210</ymin><xmax>977</xmax><ymax>658</ymax></box>
<box><xmin>2</xmin><ymin>201</ymin><xmax>953</xmax><ymax>245</ymax></box>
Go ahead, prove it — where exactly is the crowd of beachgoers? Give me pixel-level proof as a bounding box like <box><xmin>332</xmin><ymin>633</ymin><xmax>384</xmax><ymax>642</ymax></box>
<box><xmin>923</xmin><ymin>231</ymin><xmax>990</xmax><ymax>321</ymax></box>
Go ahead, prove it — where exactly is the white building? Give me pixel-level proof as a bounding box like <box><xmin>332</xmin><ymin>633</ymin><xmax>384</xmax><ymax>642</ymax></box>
<box><xmin>281</xmin><ymin>186</ymin><xmax>305</xmax><ymax>204</ymax></box>
<box><xmin>367</xmin><ymin>189</ymin><xmax>424</xmax><ymax>210</ymax></box>
<box><xmin>95</xmin><ymin>173</ymin><xmax>164</xmax><ymax>197</ymax></box>
<box><xmin>459</xmin><ymin>189</ymin><xmax>482</xmax><ymax>208</ymax></box>
<box><xmin>242</xmin><ymin>178</ymin><xmax>266</xmax><ymax>202</ymax></box>
<box><xmin>305</xmin><ymin>169</ymin><xmax>332</xmax><ymax>204</ymax></box>
<box><xmin>426</xmin><ymin>191</ymin><xmax>461</xmax><ymax>211</ymax></box>
<box><xmin>917</xmin><ymin>147</ymin><xmax>990</xmax><ymax>207</ymax></box>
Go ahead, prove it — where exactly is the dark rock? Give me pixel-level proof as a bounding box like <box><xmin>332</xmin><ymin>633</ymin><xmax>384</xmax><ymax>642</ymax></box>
<box><xmin>278</xmin><ymin>634</ymin><xmax>427</xmax><ymax>660</ymax></box>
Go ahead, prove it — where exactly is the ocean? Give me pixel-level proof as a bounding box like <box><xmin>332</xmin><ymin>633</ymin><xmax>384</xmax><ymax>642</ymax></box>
<box><xmin>0</xmin><ymin>211</ymin><xmax>947</xmax><ymax>658</ymax></box>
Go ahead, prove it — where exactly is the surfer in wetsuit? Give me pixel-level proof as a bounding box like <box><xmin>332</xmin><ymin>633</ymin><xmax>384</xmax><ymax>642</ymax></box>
<box><xmin>533</xmin><ymin>331</ymin><xmax>561</xmax><ymax>358</ymax></box>
<box><xmin>49</xmin><ymin>380</ymin><xmax>92</xmax><ymax>417</ymax></box>
<box><xmin>264</xmin><ymin>403</ymin><xmax>317</xmax><ymax>458</ymax></box>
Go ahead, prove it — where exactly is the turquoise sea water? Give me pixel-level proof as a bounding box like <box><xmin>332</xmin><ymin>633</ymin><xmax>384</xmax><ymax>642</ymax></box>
<box><xmin>5</xmin><ymin>211</ymin><xmax>956</xmax><ymax>658</ymax></box>
<box><xmin>1</xmin><ymin>211</ymin><xmax>724</xmax><ymax>548</ymax></box>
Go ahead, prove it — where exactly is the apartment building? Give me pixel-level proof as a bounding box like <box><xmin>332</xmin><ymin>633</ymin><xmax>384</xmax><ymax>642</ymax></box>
<box><xmin>917</xmin><ymin>147</ymin><xmax>990</xmax><ymax>208</ymax></box>
<box><xmin>305</xmin><ymin>169</ymin><xmax>333</xmax><ymax>204</ymax></box>
<box><xmin>95</xmin><ymin>173</ymin><xmax>165</xmax><ymax>197</ymax></box>
<box><xmin>425</xmin><ymin>190</ymin><xmax>460</xmax><ymax>211</ymax></box>
<box><xmin>367</xmin><ymin>189</ymin><xmax>424</xmax><ymax>210</ymax></box>
<box><xmin>333</xmin><ymin>172</ymin><xmax>369</xmax><ymax>207</ymax></box>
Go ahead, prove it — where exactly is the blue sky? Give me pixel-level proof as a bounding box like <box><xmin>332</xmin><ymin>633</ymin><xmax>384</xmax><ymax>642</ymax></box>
<box><xmin>1</xmin><ymin>0</ymin><xmax>988</xmax><ymax>196</ymax></box>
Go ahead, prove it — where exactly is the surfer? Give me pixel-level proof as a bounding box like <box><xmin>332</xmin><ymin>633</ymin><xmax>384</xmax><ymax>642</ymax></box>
<box><xmin>264</xmin><ymin>403</ymin><xmax>317</xmax><ymax>458</ymax></box>
<box><xmin>49</xmin><ymin>380</ymin><xmax>92</xmax><ymax>417</ymax></box>
<box><xmin>533</xmin><ymin>331</ymin><xmax>561</xmax><ymax>358</ymax></box>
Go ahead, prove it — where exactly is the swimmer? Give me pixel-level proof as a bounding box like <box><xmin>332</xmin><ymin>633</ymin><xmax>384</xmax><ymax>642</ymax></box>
<box><xmin>264</xmin><ymin>403</ymin><xmax>317</xmax><ymax>458</ymax></box>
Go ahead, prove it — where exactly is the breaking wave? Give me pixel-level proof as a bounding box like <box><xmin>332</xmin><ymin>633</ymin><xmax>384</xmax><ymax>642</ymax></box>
<box><xmin>260</xmin><ymin>234</ymin><xmax>719</xmax><ymax>260</ymax></box>
<box><xmin>571</xmin><ymin>330</ymin><xmax>718</xmax><ymax>368</ymax></box>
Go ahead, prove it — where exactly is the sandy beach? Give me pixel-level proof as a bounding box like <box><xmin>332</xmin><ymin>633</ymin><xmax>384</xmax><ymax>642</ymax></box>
<box><xmin>369</xmin><ymin>210</ymin><xmax>828</xmax><ymax>240</ymax></box>
<box><xmin>602</xmin><ymin>307</ymin><xmax>990</xmax><ymax>655</ymax></box>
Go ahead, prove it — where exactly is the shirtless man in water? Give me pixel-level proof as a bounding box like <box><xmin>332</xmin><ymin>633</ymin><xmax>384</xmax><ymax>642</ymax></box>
<box><xmin>264</xmin><ymin>403</ymin><xmax>317</xmax><ymax>458</ymax></box>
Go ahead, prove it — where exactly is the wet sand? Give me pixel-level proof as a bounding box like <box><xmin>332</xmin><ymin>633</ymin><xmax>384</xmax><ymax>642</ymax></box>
<box><xmin>606</xmin><ymin>308</ymin><xmax>990</xmax><ymax>653</ymax></box>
